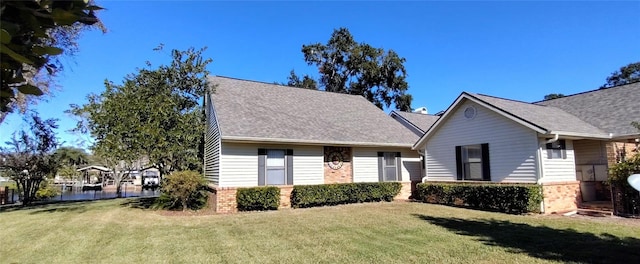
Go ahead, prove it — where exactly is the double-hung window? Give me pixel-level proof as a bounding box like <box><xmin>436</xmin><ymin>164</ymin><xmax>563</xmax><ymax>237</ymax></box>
<box><xmin>455</xmin><ymin>143</ymin><xmax>490</xmax><ymax>181</ymax></box>
<box><xmin>266</xmin><ymin>150</ymin><xmax>286</xmax><ymax>185</ymax></box>
<box><xmin>546</xmin><ymin>140</ymin><xmax>566</xmax><ymax>159</ymax></box>
<box><xmin>378</xmin><ymin>152</ymin><xmax>402</xmax><ymax>182</ymax></box>
<box><xmin>258</xmin><ymin>149</ymin><xmax>293</xmax><ymax>186</ymax></box>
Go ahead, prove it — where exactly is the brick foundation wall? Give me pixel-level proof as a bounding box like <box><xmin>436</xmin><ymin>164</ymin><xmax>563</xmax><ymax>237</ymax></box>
<box><xmin>209</xmin><ymin>185</ymin><xmax>294</xmax><ymax>213</ymax></box>
<box><xmin>211</xmin><ymin>186</ymin><xmax>238</xmax><ymax>214</ymax></box>
<box><xmin>542</xmin><ymin>181</ymin><xmax>581</xmax><ymax>214</ymax></box>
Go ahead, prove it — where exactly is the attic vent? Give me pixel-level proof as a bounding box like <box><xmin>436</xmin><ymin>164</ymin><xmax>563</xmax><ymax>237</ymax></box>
<box><xmin>464</xmin><ymin>106</ymin><xmax>477</xmax><ymax>119</ymax></box>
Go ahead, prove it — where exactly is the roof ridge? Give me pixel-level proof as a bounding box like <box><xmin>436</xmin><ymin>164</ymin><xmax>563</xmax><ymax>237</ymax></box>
<box><xmin>212</xmin><ymin>75</ymin><xmax>368</xmax><ymax>99</ymax></box>
<box><xmin>532</xmin><ymin>81</ymin><xmax>640</xmax><ymax>104</ymax></box>
<box><xmin>472</xmin><ymin>92</ymin><xmax>547</xmax><ymax>106</ymax></box>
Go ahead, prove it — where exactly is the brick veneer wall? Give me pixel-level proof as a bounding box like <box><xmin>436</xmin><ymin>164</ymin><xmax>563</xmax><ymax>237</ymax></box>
<box><xmin>541</xmin><ymin>181</ymin><xmax>581</xmax><ymax>214</ymax></box>
<box><xmin>324</xmin><ymin>162</ymin><xmax>353</xmax><ymax>183</ymax></box>
<box><xmin>324</xmin><ymin>146</ymin><xmax>353</xmax><ymax>184</ymax></box>
<box><xmin>209</xmin><ymin>185</ymin><xmax>294</xmax><ymax>213</ymax></box>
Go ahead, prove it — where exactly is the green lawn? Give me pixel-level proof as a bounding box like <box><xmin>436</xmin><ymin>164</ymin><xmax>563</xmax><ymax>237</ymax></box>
<box><xmin>1</xmin><ymin>199</ymin><xmax>638</xmax><ymax>263</ymax></box>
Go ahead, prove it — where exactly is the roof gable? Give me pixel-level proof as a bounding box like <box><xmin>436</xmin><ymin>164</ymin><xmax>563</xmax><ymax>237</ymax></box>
<box><xmin>209</xmin><ymin>76</ymin><xmax>418</xmax><ymax>147</ymax></box>
<box><xmin>413</xmin><ymin>92</ymin><xmax>610</xmax><ymax>149</ymax></box>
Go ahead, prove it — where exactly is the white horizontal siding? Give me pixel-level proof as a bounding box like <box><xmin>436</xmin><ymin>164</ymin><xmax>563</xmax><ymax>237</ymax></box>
<box><xmin>540</xmin><ymin>139</ymin><xmax>577</xmax><ymax>182</ymax></box>
<box><xmin>352</xmin><ymin>148</ymin><xmax>378</xmax><ymax>182</ymax></box>
<box><xmin>219</xmin><ymin>143</ymin><xmax>324</xmax><ymax>187</ymax></box>
<box><xmin>292</xmin><ymin>146</ymin><xmax>324</xmax><ymax>185</ymax></box>
<box><xmin>425</xmin><ymin>101</ymin><xmax>539</xmax><ymax>183</ymax></box>
<box><xmin>219</xmin><ymin>143</ymin><xmax>258</xmax><ymax>187</ymax></box>
<box><xmin>204</xmin><ymin>94</ymin><xmax>221</xmax><ymax>185</ymax></box>
<box><xmin>352</xmin><ymin>147</ymin><xmax>418</xmax><ymax>183</ymax></box>
<box><xmin>400</xmin><ymin>149</ymin><xmax>422</xmax><ymax>182</ymax></box>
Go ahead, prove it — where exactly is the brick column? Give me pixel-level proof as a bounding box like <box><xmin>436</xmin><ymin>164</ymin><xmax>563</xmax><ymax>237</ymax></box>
<box><xmin>541</xmin><ymin>181</ymin><xmax>581</xmax><ymax>214</ymax></box>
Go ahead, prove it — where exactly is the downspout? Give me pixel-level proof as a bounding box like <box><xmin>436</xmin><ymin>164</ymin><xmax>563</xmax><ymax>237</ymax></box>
<box><xmin>537</xmin><ymin>133</ymin><xmax>559</xmax><ymax>183</ymax></box>
<box><xmin>420</xmin><ymin>149</ymin><xmax>428</xmax><ymax>183</ymax></box>
<box><xmin>537</xmin><ymin>133</ymin><xmax>559</xmax><ymax>213</ymax></box>
<box><xmin>416</xmin><ymin>148</ymin><xmax>428</xmax><ymax>183</ymax></box>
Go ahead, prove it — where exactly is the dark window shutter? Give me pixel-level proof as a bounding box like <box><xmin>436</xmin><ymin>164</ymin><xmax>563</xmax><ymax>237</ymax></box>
<box><xmin>286</xmin><ymin>149</ymin><xmax>293</xmax><ymax>185</ymax></box>
<box><xmin>455</xmin><ymin>146</ymin><xmax>463</xmax><ymax>180</ymax></box>
<box><xmin>258</xmin><ymin>149</ymin><xmax>266</xmax><ymax>186</ymax></box>
<box><xmin>560</xmin><ymin>139</ymin><xmax>567</xmax><ymax>159</ymax></box>
<box><xmin>481</xmin><ymin>143</ymin><xmax>491</xmax><ymax>181</ymax></box>
<box><xmin>377</xmin><ymin>152</ymin><xmax>384</xmax><ymax>182</ymax></box>
<box><xmin>396</xmin><ymin>152</ymin><xmax>402</xmax><ymax>181</ymax></box>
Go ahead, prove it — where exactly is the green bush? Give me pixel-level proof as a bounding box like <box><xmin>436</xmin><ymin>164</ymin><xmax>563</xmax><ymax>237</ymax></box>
<box><xmin>35</xmin><ymin>180</ymin><xmax>59</xmax><ymax>200</ymax></box>
<box><xmin>236</xmin><ymin>186</ymin><xmax>280</xmax><ymax>211</ymax></box>
<box><xmin>155</xmin><ymin>171</ymin><xmax>209</xmax><ymax>211</ymax></box>
<box><xmin>291</xmin><ymin>182</ymin><xmax>402</xmax><ymax>208</ymax></box>
<box><xmin>415</xmin><ymin>183</ymin><xmax>542</xmax><ymax>214</ymax></box>
<box><xmin>608</xmin><ymin>154</ymin><xmax>640</xmax><ymax>216</ymax></box>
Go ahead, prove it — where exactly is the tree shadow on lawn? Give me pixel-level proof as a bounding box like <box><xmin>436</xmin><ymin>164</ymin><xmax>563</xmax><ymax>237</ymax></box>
<box><xmin>120</xmin><ymin>197</ymin><xmax>157</xmax><ymax>210</ymax></box>
<box><xmin>0</xmin><ymin>200</ymin><xmax>92</xmax><ymax>214</ymax></box>
<box><xmin>414</xmin><ymin>214</ymin><xmax>640</xmax><ymax>264</ymax></box>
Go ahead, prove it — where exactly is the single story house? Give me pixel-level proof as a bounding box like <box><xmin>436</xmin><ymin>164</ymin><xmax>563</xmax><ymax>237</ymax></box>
<box><xmin>204</xmin><ymin>76</ymin><xmax>423</xmax><ymax>212</ymax></box>
<box><xmin>413</xmin><ymin>82</ymin><xmax>640</xmax><ymax>214</ymax></box>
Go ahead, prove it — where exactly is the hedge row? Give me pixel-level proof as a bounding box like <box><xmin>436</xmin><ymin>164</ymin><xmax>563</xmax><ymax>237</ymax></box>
<box><xmin>290</xmin><ymin>182</ymin><xmax>402</xmax><ymax>208</ymax></box>
<box><xmin>414</xmin><ymin>183</ymin><xmax>542</xmax><ymax>214</ymax></box>
<box><xmin>236</xmin><ymin>186</ymin><xmax>280</xmax><ymax>211</ymax></box>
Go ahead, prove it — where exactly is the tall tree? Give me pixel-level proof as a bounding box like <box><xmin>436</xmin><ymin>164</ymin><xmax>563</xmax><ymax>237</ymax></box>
<box><xmin>543</xmin><ymin>93</ymin><xmax>566</xmax><ymax>101</ymax></box>
<box><xmin>298</xmin><ymin>28</ymin><xmax>412</xmax><ymax>110</ymax></box>
<box><xmin>0</xmin><ymin>113</ymin><xmax>59</xmax><ymax>205</ymax></box>
<box><xmin>282</xmin><ymin>70</ymin><xmax>318</xmax><ymax>90</ymax></box>
<box><xmin>0</xmin><ymin>0</ymin><xmax>104</xmax><ymax>123</ymax></box>
<box><xmin>53</xmin><ymin>146</ymin><xmax>89</xmax><ymax>167</ymax></box>
<box><xmin>69</xmin><ymin>47</ymin><xmax>211</xmax><ymax>196</ymax></box>
<box><xmin>601</xmin><ymin>62</ymin><xmax>640</xmax><ymax>89</ymax></box>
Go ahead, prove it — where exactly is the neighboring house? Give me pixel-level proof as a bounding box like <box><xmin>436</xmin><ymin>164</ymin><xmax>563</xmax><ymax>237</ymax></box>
<box><xmin>390</xmin><ymin>109</ymin><xmax>440</xmax><ymax>136</ymax></box>
<box><xmin>204</xmin><ymin>76</ymin><xmax>422</xmax><ymax>213</ymax></box>
<box><xmin>413</xmin><ymin>82</ymin><xmax>640</xmax><ymax>214</ymax></box>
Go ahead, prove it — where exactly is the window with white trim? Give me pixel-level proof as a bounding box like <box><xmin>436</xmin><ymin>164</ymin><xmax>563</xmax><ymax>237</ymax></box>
<box><xmin>378</xmin><ymin>152</ymin><xmax>402</xmax><ymax>182</ymax></box>
<box><xmin>258</xmin><ymin>148</ymin><xmax>293</xmax><ymax>186</ymax></box>
<box><xmin>456</xmin><ymin>143</ymin><xmax>490</xmax><ymax>181</ymax></box>
<box><xmin>546</xmin><ymin>140</ymin><xmax>566</xmax><ymax>159</ymax></box>
<box><xmin>266</xmin><ymin>149</ymin><xmax>286</xmax><ymax>185</ymax></box>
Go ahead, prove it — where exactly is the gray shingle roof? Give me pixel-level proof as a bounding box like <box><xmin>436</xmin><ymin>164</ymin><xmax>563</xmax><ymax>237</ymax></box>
<box><xmin>392</xmin><ymin>111</ymin><xmax>439</xmax><ymax>133</ymax></box>
<box><xmin>469</xmin><ymin>93</ymin><xmax>610</xmax><ymax>137</ymax></box>
<box><xmin>535</xmin><ymin>82</ymin><xmax>640</xmax><ymax>138</ymax></box>
<box><xmin>209</xmin><ymin>76</ymin><xmax>419</xmax><ymax>146</ymax></box>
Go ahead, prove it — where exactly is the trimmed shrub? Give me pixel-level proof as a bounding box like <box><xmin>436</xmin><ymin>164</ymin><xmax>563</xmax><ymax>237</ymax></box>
<box><xmin>291</xmin><ymin>182</ymin><xmax>402</xmax><ymax>208</ymax></box>
<box><xmin>236</xmin><ymin>186</ymin><xmax>280</xmax><ymax>211</ymax></box>
<box><xmin>415</xmin><ymin>183</ymin><xmax>542</xmax><ymax>214</ymax></box>
<box><xmin>35</xmin><ymin>180</ymin><xmax>59</xmax><ymax>200</ymax></box>
<box><xmin>155</xmin><ymin>171</ymin><xmax>209</xmax><ymax>211</ymax></box>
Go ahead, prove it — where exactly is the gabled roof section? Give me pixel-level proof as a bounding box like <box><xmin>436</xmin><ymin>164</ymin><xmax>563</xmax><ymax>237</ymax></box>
<box><xmin>209</xmin><ymin>76</ymin><xmax>419</xmax><ymax>147</ymax></box>
<box><xmin>390</xmin><ymin>110</ymin><xmax>439</xmax><ymax>134</ymax></box>
<box><xmin>535</xmin><ymin>82</ymin><xmax>640</xmax><ymax>138</ymax></box>
<box><xmin>413</xmin><ymin>92</ymin><xmax>610</xmax><ymax>149</ymax></box>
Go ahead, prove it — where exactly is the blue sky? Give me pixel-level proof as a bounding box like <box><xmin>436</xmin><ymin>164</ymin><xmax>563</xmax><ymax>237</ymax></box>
<box><xmin>1</xmin><ymin>1</ymin><xmax>639</xmax><ymax>149</ymax></box>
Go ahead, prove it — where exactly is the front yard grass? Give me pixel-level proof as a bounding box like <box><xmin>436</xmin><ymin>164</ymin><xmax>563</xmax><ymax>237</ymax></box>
<box><xmin>0</xmin><ymin>199</ymin><xmax>638</xmax><ymax>263</ymax></box>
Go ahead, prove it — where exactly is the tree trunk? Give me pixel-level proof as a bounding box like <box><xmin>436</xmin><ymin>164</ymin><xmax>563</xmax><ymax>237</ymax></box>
<box><xmin>182</xmin><ymin>199</ymin><xmax>188</xmax><ymax>211</ymax></box>
<box><xmin>116</xmin><ymin>181</ymin><xmax>122</xmax><ymax>198</ymax></box>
